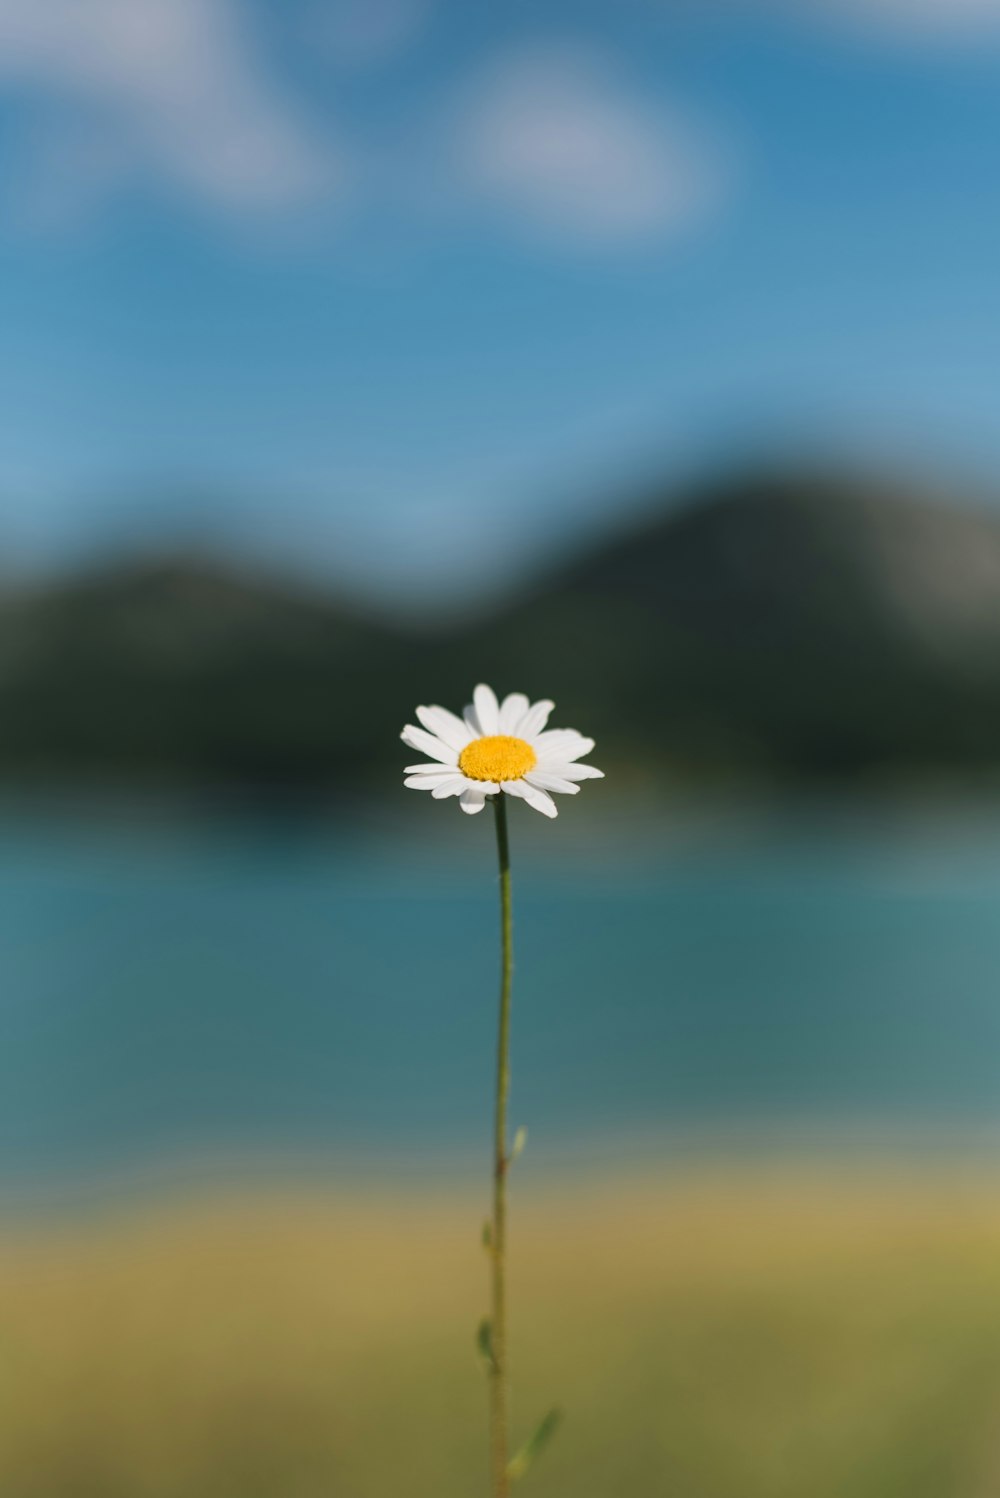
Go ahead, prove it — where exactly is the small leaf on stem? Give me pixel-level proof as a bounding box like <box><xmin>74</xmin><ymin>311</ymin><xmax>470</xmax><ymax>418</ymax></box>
<box><xmin>509</xmin><ymin>1126</ymin><xmax>528</xmax><ymax>1165</ymax></box>
<box><xmin>507</xmin><ymin>1407</ymin><xmax>563</xmax><ymax>1481</ymax></box>
<box><xmin>476</xmin><ymin>1317</ymin><xmax>496</xmax><ymax>1372</ymax></box>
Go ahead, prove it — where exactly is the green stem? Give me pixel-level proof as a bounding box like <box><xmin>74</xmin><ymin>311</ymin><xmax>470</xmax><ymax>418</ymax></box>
<box><xmin>491</xmin><ymin>792</ymin><xmax>513</xmax><ymax>1498</ymax></box>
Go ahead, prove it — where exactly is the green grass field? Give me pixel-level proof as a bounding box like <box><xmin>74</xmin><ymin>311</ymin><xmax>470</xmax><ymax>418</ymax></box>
<box><xmin>2</xmin><ymin>1168</ymin><xmax>1000</xmax><ymax>1497</ymax></box>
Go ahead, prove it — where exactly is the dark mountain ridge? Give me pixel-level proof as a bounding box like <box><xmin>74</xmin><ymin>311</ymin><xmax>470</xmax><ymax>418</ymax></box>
<box><xmin>5</xmin><ymin>470</ymin><xmax>1000</xmax><ymax>788</ymax></box>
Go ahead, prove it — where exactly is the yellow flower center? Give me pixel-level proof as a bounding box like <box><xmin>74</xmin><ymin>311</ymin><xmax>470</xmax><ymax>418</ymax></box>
<box><xmin>459</xmin><ymin>734</ymin><xmax>537</xmax><ymax>783</ymax></box>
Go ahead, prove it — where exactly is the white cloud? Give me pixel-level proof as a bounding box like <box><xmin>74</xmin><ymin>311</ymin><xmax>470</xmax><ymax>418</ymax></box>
<box><xmin>0</xmin><ymin>10</ymin><xmax>731</xmax><ymax>253</ymax></box>
<box><xmin>0</xmin><ymin>0</ymin><xmax>342</xmax><ymax>219</ymax></box>
<box><xmin>791</xmin><ymin>0</ymin><xmax>1000</xmax><ymax>40</ymax></box>
<box><xmin>303</xmin><ymin>0</ymin><xmax>432</xmax><ymax>68</ymax></box>
<box><xmin>453</xmin><ymin>49</ymin><xmax>727</xmax><ymax>248</ymax></box>
<box><xmin>849</xmin><ymin>0</ymin><xmax>1000</xmax><ymax>27</ymax></box>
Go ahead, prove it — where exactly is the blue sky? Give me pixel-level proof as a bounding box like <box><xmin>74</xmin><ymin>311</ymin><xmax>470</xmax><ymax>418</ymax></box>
<box><xmin>2</xmin><ymin>0</ymin><xmax>1000</xmax><ymax>603</ymax></box>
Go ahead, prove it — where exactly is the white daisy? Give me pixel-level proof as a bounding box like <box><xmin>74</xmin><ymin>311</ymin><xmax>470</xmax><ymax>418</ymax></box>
<box><xmin>401</xmin><ymin>683</ymin><xmax>604</xmax><ymax>818</ymax></box>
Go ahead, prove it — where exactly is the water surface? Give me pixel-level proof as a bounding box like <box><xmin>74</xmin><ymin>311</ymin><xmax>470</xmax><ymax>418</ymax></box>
<box><xmin>4</xmin><ymin>792</ymin><xmax>1000</xmax><ymax>1199</ymax></box>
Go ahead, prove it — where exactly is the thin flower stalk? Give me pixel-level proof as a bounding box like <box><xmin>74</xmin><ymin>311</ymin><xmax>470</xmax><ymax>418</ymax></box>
<box><xmin>490</xmin><ymin>790</ymin><xmax>513</xmax><ymax>1497</ymax></box>
<box><xmin>400</xmin><ymin>684</ymin><xmax>603</xmax><ymax>1493</ymax></box>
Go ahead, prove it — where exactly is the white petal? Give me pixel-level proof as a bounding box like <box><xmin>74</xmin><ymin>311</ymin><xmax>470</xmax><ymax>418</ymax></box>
<box><xmin>545</xmin><ymin>762</ymin><xmax>605</xmax><ymax>781</ymax></box>
<box><xmin>460</xmin><ymin>789</ymin><xmax>489</xmax><ymax>815</ymax></box>
<box><xmin>415</xmin><ymin>705</ymin><xmax>474</xmax><ymax>752</ymax></box>
<box><xmin>430</xmin><ymin>776</ymin><xmax>468</xmax><ymax>799</ymax></box>
<box><xmin>519</xmin><ymin>699</ymin><xmax>555</xmax><ymax>738</ymax></box>
<box><xmin>504</xmin><ymin>780</ymin><xmax>558</xmax><ymax>818</ymax></box>
<box><xmin>534</xmin><ymin>731</ymin><xmax>595</xmax><ymax>764</ymax></box>
<box><xmin>401</xmin><ymin>725</ymin><xmax>458</xmax><ymax>765</ymax></box>
<box><xmin>525</xmin><ymin>771</ymin><xmax>580</xmax><ymax>795</ymax></box>
<box><xmin>499</xmin><ymin>692</ymin><xmax>529</xmax><ymax>734</ymax></box>
<box><xmin>473</xmin><ymin>683</ymin><xmax>500</xmax><ymax>736</ymax></box>
<box><xmin>463</xmin><ymin>777</ymin><xmax>499</xmax><ymax>794</ymax></box>
<box><xmin>404</xmin><ymin>773</ymin><xmax>455</xmax><ymax>790</ymax></box>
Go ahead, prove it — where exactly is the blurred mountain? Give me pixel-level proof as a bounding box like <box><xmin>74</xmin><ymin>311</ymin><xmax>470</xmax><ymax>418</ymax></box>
<box><xmin>0</xmin><ymin>555</ymin><xmax>407</xmax><ymax>786</ymax></box>
<box><xmin>6</xmin><ymin>470</ymin><xmax>1000</xmax><ymax>789</ymax></box>
<box><xmin>452</xmin><ymin>470</ymin><xmax>1000</xmax><ymax>779</ymax></box>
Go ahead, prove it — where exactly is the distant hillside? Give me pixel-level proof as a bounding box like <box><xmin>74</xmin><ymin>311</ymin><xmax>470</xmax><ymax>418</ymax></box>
<box><xmin>5</xmin><ymin>470</ymin><xmax>1000</xmax><ymax>788</ymax></box>
<box><xmin>448</xmin><ymin>471</ymin><xmax>1000</xmax><ymax>777</ymax></box>
<box><xmin>0</xmin><ymin>556</ymin><xmax>408</xmax><ymax>785</ymax></box>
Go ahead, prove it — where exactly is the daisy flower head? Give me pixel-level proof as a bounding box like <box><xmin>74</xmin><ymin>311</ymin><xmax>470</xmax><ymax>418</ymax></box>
<box><xmin>402</xmin><ymin>684</ymin><xmax>604</xmax><ymax>818</ymax></box>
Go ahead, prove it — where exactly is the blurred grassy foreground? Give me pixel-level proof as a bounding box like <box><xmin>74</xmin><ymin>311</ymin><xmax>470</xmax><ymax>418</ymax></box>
<box><xmin>2</xmin><ymin>1171</ymin><xmax>1000</xmax><ymax>1497</ymax></box>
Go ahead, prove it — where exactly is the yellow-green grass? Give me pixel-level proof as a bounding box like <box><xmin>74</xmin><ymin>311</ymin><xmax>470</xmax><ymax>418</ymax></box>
<box><xmin>2</xmin><ymin>1168</ymin><xmax>1000</xmax><ymax>1497</ymax></box>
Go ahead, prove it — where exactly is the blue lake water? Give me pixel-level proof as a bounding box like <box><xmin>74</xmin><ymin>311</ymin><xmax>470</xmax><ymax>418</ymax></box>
<box><xmin>5</xmin><ymin>793</ymin><xmax>1000</xmax><ymax>1198</ymax></box>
